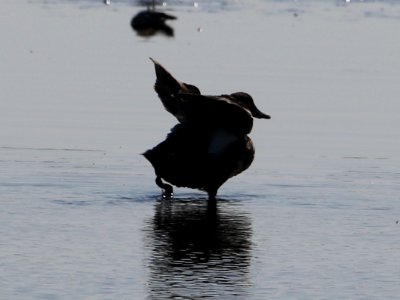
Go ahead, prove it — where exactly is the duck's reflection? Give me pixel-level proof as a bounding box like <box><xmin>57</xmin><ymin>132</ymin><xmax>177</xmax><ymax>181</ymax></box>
<box><xmin>146</xmin><ymin>199</ymin><xmax>252</xmax><ymax>299</ymax></box>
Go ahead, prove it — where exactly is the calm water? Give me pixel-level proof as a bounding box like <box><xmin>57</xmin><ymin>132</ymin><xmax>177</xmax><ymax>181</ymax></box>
<box><xmin>1</xmin><ymin>0</ymin><xmax>400</xmax><ymax>299</ymax></box>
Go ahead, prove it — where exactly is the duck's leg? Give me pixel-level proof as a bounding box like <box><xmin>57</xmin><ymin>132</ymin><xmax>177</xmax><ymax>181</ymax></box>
<box><xmin>155</xmin><ymin>176</ymin><xmax>173</xmax><ymax>199</ymax></box>
<box><xmin>207</xmin><ymin>189</ymin><xmax>217</xmax><ymax>202</ymax></box>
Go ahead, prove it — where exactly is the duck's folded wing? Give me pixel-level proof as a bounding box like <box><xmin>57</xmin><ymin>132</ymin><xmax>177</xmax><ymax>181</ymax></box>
<box><xmin>177</xmin><ymin>93</ymin><xmax>254</xmax><ymax>135</ymax></box>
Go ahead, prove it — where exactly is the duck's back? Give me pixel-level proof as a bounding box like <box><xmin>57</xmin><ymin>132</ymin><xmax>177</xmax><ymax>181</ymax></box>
<box><xmin>177</xmin><ymin>93</ymin><xmax>254</xmax><ymax>135</ymax></box>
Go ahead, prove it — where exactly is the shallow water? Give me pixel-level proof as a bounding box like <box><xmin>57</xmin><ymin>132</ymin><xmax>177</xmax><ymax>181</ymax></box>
<box><xmin>1</xmin><ymin>0</ymin><xmax>400</xmax><ymax>299</ymax></box>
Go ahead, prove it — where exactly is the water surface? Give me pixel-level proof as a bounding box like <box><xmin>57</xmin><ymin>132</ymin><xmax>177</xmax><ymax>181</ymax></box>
<box><xmin>1</xmin><ymin>0</ymin><xmax>400</xmax><ymax>299</ymax></box>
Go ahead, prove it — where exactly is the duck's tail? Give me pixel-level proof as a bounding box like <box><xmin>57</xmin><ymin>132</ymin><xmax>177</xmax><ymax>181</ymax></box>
<box><xmin>150</xmin><ymin>58</ymin><xmax>181</xmax><ymax>98</ymax></box>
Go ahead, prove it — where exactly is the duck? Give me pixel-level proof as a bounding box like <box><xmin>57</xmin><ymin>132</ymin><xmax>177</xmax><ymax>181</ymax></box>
<box><xmin>131</xmin><ymin>10</ymin><xmax>177</xmax><ymax>37</ymax></box>
<box><xmin>143</xmin><ymin>59</ymin><xmax>270</xmax><ymax>201</ymax></box>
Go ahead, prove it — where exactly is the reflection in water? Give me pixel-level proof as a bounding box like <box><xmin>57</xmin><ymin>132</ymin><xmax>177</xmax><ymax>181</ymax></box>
<box><xmin>145</xmin><ymin>199</ymin><xmax>252</xmax><ymax>299</ymax></box>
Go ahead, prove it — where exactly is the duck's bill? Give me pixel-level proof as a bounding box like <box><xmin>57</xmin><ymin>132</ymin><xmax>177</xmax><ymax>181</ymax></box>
<box><xmin>254</xmin><ymin>109</ymin><xmax>271</xmax><ymax>119</ymax></box>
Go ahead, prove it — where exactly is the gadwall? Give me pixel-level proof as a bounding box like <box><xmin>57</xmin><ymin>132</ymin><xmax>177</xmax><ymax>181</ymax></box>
<box><xmin>144</xmin><ymin>59</ymin><xmax>270</xmax><ymax>200</ymax></box>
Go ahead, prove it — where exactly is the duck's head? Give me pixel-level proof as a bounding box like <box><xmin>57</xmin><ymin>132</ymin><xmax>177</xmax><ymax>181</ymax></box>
<box><xmin>230</xmin><ymin>92</ymin><xmax>271</xmax><ymax>119</ymax></box>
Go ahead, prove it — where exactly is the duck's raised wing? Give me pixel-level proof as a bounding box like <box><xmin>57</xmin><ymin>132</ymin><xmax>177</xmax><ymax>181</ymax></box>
<box><xmin>177</xmin><ymin>93</ymin><xmax>254</xmax><ymax>135</ymax></box>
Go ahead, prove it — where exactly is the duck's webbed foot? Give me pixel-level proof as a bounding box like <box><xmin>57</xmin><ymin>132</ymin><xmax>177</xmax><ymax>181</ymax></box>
<box><xmin>155</xmin><ymin>176</ymin><xmax>174</xmax><ymax>199</ymax></box>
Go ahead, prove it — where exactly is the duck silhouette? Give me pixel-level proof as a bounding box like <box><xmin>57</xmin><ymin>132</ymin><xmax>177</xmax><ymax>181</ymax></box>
<box><xmin>131</xmin><ymin>10</ymin><xmax>177</xmax><ymax>37</ymax></box>
<box><xmin>144</xmin><ymin>59</ymin><xmax>270</xmax><ymax>200</ymax></box>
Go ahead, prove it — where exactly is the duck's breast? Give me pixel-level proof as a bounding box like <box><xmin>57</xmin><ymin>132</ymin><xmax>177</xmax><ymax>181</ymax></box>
<box><xmin>208</xmin><ymin>128</ymin><xmax>238</xmax><ymax>156</ymax></box>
